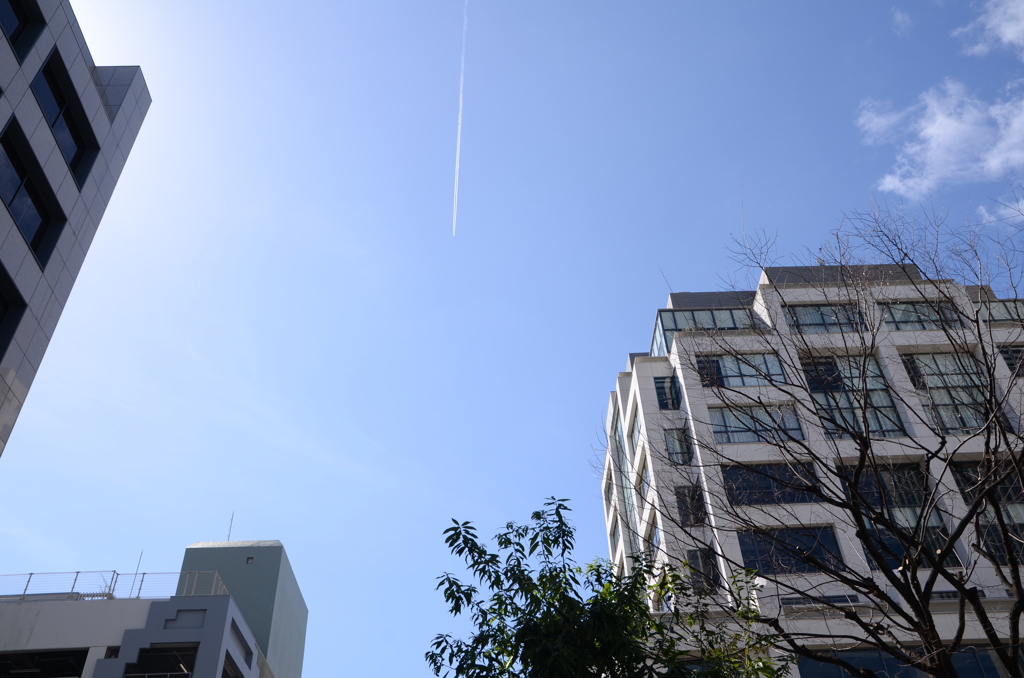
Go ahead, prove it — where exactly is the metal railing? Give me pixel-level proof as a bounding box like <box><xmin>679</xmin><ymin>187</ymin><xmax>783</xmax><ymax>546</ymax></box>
<box><xmin>0</xmin><ymin>571</ymin><xmax>228</xmax><ymax>602</ymax></box>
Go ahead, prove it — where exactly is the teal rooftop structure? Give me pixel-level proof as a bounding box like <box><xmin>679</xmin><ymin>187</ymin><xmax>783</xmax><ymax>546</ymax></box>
<box><xmin>180</xmin><ymin>541</ymin><xmax>307</xmax><ymax>678</ymax></box>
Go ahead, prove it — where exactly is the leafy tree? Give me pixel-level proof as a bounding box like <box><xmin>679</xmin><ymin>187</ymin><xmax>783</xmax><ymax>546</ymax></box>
<box><xmin>426</xmin><ymin>498</ymin><xmax>790</xmax><ymax>678</ymax></box>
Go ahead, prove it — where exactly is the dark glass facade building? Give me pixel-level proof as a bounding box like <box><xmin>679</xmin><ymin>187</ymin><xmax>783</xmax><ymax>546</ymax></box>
<box><xmin>0</xmin><ymin>0</ymin><xmax>149</xmax><ymax>453</ymax></box>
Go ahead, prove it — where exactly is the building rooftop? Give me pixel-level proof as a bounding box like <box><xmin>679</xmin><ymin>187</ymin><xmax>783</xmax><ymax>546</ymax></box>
<box><xmin>668</xmin><ymin>290</ymin><xmax>756</xmax><ymax>310</ymax></box>
<box><xmin>761</xmin><ymin>264</ymin><xmax>923</xmax><ymax>284</ymax></box>
<box><xmin>188</xmin><ymin>540</ymin><xmax>284</xmax><ymax>549</ymax></box>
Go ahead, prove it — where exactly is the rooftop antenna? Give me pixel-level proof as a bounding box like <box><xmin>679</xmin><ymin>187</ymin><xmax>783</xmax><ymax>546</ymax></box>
<box><xmin>452</xmin><ymin>0</ymin><xmax>469</xmax><ymax>236</ymax></box>
<box><xmin>227</xmin><ymin>511</ymin><xmax>234</xmax><ymax>541</ymax></box>
<box><xmin>659</xmin><ymin>268</ymin><xmax>673</xmax><ymax>293</ymax></box>
<box><xmin>129</xmin><ymin>550</ymin><xmax>143</xmax><ymax>599</ymax></box>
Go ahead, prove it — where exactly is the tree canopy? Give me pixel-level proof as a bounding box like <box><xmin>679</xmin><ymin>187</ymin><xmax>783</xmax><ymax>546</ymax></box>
<box><xmin>426</xmin><ymin>499</ymin><xmax>790</xmax><ymax>678</ymax></box>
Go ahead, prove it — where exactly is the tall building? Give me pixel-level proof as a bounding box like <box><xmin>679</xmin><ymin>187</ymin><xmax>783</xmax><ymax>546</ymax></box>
<box><xmin>0</xmin><ymin>0</ymin><xmax>149</xmax><ymax>453</ymax></box>
<box><xmin>0</xmin><ymin>540</ymin><xmax>306</xmax><ymax>678</ymax></box>
<box><xmin>601</xmin><ymin>265</ymin><xmax>1024</xmax><ymax>678</ymax></box>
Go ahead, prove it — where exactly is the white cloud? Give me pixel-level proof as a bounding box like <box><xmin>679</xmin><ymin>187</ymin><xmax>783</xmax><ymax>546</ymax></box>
<box><xmin>954</xmin><ymin>0</ymin><xmax>1024</xmax><ymax>60</ymax></box>
<box><xmin>858</xmin><ymin>79</ymin><xmax>1024</xmax><ymax>199</ymax></box>
<box><xmin>892</xmin><ymin>8</ymin><xmax>912</xmax><ymax>37</ymax></box>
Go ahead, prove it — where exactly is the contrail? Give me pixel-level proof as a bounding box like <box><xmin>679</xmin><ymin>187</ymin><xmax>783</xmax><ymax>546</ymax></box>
<box><xmin>452</xmin><ymin>0</ymin><xmax>468</xmax><ymax>236</ymax></box>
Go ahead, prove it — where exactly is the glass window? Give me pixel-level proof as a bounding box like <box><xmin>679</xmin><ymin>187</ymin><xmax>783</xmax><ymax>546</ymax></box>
<box><xmin>654</xmin><ymin>376</ymin><xmax>682</xmax><ymax>410</ymax></box>
<box><xmin>0</xmin><ymin>0</ymin><xmax>25</xmax><ymax>43</ymax></box>
<box><xmin>738</xmin><ymin>526</ymin><xmax>844</xmax><ymax>574</ymax></box>
<box><xmin>802</xmin><ymin>356</ymin><xmax>904</xmax><ymax>438</ymax></box>
<box><xmin>880</xmin><ymin>301</ymin><xmax>960</xmax><ymax>331</ymax></box>
<box><xmin>799</xmin><ymin>646</ymin><xmax>1005</xmax><ymax>678</ymax></box>
<box><xmin>0</xmin><ymin>133</ymin><xmax>46</xmax><ymax>248</ymax></box>
<box><xmin>675</xmin><ymin>484</ymin><xmax>706</xmax><ymax>526</ymax></box>
<box><xmin>651</xmin><ymin>308</ymin><xmax>753</xmax><ymax>356</ymax></box>
<box><xmin>644</xmin><ymin>522</ymin><xmax>661</xmax><ymax>561</ymax></box>
<box><xmin>628</xmin><ymin>410</ymin><xmax>641</xmax><ymax>453</ymax></box>
<box><xmin>31</xmin><ymin>56</ymin><xmax>85</xmax><ymax>171</ymax></box>
<box><xmin>708</xmin><ymin>405</ymin><xmax>804</xmax><ymax>444</ymax></box>
<box><xmin>785</xmin><ymin>304</ymin><xmax>864</xmax><ymax>334</ymax></box>
<box><xmin>983</xmin><ymin>300</ymin><xmax>1024</xmax><ymax>324</ymax></box>
<box><xmin>685</xmin><ymin>548</ymin><xmax>719</xmax><ymax>592</ymax></box>
<box><xmin>839</xmin><ymin>463</ymin><xmax>961</xmax><ymax>570</ymax></box>
<box><xmin>636</xmin><ymin>455</ymin><xmax>651</xmax><ymax>505</ymax></box>
<box><xmin>952</xmin><ymin>461</ymin><xmax>1024</xmax><ymax>566</ymax></box>
<box><xmin>696</xmin><ymin>353</ymin><xmax>786</xmax><ymax>387</ymax></box>
<box><xmin>902</xmin><ymin>353</ymin><xmax>992</xmax><ymax>434</ymax></box>
<box><xmin>610</xmin><ymin>406</ymin><xmax>640</xmax><ymax>555</ymax></box>
<box><xmin>609</xmin><ymin>517</ymin><xmax>620</xmax><ymax>556</ymax></box>
<box><xmin>665</xmin><ymin>428</ymin><xmax>694</xmax><ymax>464</ymax></box>
<box><xmin>1000</xmin><ymin>345</ymin><xmax>1024</xmax><ymax>378</ymax></box>
<box><xmin>723</xmin><ymin>463</ymin><xmax>820</xmax><ymax>505</ymax></box>
<box><xmin>603</xmin><ymin>473</ymin><xmax>614</xmax><ymax>506</ymax></box>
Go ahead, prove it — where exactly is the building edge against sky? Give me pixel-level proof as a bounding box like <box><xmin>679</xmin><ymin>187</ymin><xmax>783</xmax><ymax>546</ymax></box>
<box><xmin>0</xmin><ymin>0</ymin><xmax>149</xmax><ymax>454</ymax></box>
<box><xmin>601</xmin><ymin>264</ymin><xmax>1024</xmax><ymax>678</ymax></box>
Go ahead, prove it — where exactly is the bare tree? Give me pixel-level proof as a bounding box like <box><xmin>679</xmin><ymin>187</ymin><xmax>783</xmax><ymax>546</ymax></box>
<box><xmin>607</xmin><ymin>202</ymin><xmax>1024</xmax><ymax>678</ymax></box>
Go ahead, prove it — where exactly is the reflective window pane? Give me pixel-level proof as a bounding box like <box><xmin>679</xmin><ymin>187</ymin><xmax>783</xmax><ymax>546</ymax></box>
<box><xmin>0</xmin><ymin>147</ymin><xmax>22</xmax><ymax>206</ymax></box>
<box><xmin>52</xmin><ymin>113</ymin><xmax>78</xmax><ymax>165</ymax></box>
<box><xmin>738</xmin><ymin>526</ymin><xmax>844</xmax><ymax>574</ymax></box>
<box><xmin>0</xmin><ymin>0</ymin><xmax>23</xmax><ymax>42</ymax></box>
<box><xmin>9</xmin><ymin>183</ymin><xmax>41</xmax><ymax>244</ymax></box>
<box><xmin>31</xmin><ymin>70</ymin><xmax>61</xmax><ymax>127</ymax></box>
<box><xmin>723</xmin><ymin>463</ymin><xmax>820</xmax><ymax>505</ymax></box>
<box><xmin>664</xmin><ymin>428</ymin><xmax>693</xmax><ymax>464</ymax></box>
<box><xmin>708</xmin><ymin>405</ymin><xmax>804</xmax><ymax>444</ymax></box>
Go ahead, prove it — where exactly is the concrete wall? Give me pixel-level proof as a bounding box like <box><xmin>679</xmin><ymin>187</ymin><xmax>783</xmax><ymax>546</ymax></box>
<box><xmin>181</xmin><ymin>541</ymin><xmax>307</xmax><ymax>678</ymax></box>
<box><xmin>0</xmin><ymin>597</ymin><xmax>151</xmax><ymax>651</ymax></box>
<box><xmin>93</xmin><ymin>595</ymin><xmax>260</xmax><ymax>678</ymax></box>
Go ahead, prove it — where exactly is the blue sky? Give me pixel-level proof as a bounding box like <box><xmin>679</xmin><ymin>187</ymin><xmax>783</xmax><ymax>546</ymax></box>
<box><xmin>2</xmin><ymin>0</ymin><xmax>1024</xmax><ymax>675</ymax></box>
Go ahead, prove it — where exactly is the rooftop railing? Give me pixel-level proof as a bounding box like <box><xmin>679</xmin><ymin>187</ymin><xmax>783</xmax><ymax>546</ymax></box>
<box><xmin>0</xmin><ymin>570</ymin><xmax>228</xmax><ymax>603</ymax></box>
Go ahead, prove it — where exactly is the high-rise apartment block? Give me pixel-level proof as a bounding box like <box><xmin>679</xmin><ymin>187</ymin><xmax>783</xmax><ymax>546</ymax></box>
<box><xmin>602</xmin><ymin>265</ymin><xmax>1024</xmax><ymax>678</ymax></box>
<box><xmin>0</xmin><ymin>0</ymin><xmax>149</xmax><ymax>453</ymax></box>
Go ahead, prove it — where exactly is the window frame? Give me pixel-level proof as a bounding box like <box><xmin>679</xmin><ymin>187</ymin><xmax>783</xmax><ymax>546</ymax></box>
<box><xmin>839</xmin><ymin>462</ymin><xmax>962</xmax><ymax>570</ymax></box>
<box><xmin>685</xmin><ymin>548</ymin><xmax>720</xmax><ymax>592</ymax></box>
<box><xmin>708</xmin><ymin>405</ymin><xmax>805</xmax><ymax>444</ymax></box>
<box><xmin>664</xmin><ymin>427</ymin><xmax>695</xmax><ymax>464</ymax></box>
<box><xmin>982</xmin><ymin>300</ymin><xmax>1024</xmax><ymax>324</ymax></box>
<box><xmin>785</xmin><ymin>304</ymin><xmax>865</xmax><ymax>334</ymax></box>
<box><xmin>879</xmin><ymin>301</ymin><xmax>961</xmax><ymax>331</ymax></box>
<box><xmin>636</xmin><ymin>454</ymin><xmax>651</xmax><ymax>506</ymax></box>
<box><xmin>722</xmin><ymin>463</ymin><xmax>821</xmax><ymax>506</ymax></box>
<box><xmin>675</xmin><ymin>484</ymin><xmax>707</xmax><ymax>526</ymax></box>
<box><xmin>952</xmin><ymin>461</ymin><xmax>1024</xmax><ymax>566</ymax></box>
<box><xmin>644</xmin><ymin>521</ymin><xmax>661</xmax><ymax>562</ymax></box>
<box><xmin>652</xmin><ymin>308</ymin><xmax>754</xmax><ymax>356</ymax></box>
<box><xmin>30</xmin><ymin>49</ymin><xmax>99</xmax><ymax>188</ymax></box>
<box><xmin>696</xmin><ymin>353</ymin><xmax>787</xmax><ymax>388</ymax></box>
<box><xmin>802</xmin><ymin>355</ymin><xmax>905</xmax><ymax>438</ymax></box>
<box><xmin>1000</xmin><ymin>345</ymin><xmax>1024</xmax><ymax>379</ymax></box>
<box><xmin>901</xmin><ymin>352</ymin><xmax>993</xmax><ymax>435</ymax></box>
<box><xmin>654</xmin><ymin>375</ymin><xmax>682</xmax><ymax>410</ymax></box>
<box><xmin>628</xmin><ymin>408</ymin><xmax>641</xmax><ymax>453</ymax></box>
<box><xmin>737</xmin><ymin>526</ymin><xmax>845</xmax><ymax>575</ymax></box>
<box><xmin>0</xmin><ymin>0</ymin><xmax>42</xmax><ymax>63</ymax></box>
<box><xmin>0</xmin><ymin>117</ymin><xmax>65</xmax><ymax>266</ymax></box>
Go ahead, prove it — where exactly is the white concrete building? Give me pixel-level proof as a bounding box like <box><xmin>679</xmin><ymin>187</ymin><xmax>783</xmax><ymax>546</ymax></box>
<box><xmin>601</xmin><ymin>265</ymin><xmax>1024</xmax><ymax>678</ymax></box>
